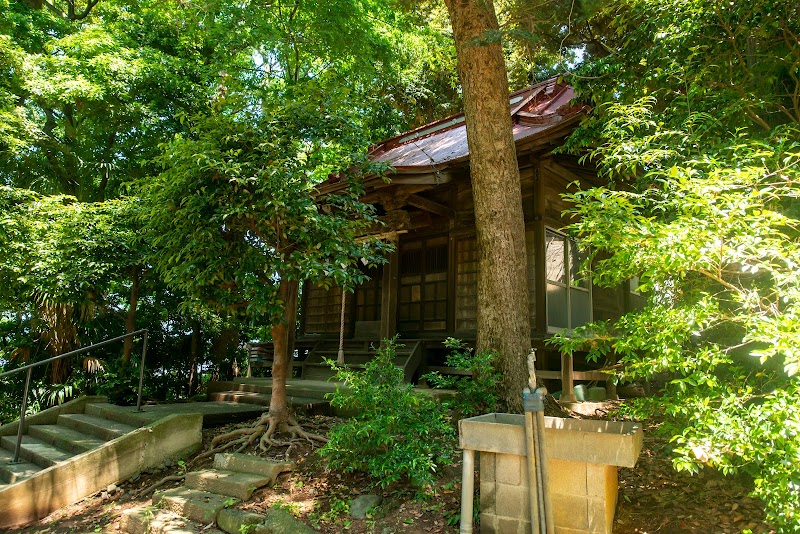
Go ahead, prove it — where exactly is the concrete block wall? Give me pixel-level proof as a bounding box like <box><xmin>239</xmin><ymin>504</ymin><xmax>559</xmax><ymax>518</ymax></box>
<box><xmin>479</xmin><ymin>452</ymin><xmax>619</xmax><ymax>534</ymax></box>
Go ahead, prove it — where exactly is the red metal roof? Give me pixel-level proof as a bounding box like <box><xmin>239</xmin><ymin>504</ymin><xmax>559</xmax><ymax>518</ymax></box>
<box><xmin>368</xmin><ymin>76</ymin><xmax>583</xmax><ymax>173</ymax></box>
<box><xmin>315</xmin><ymin>76</ymin><xmax>584</xmax><ymax>193</ymax></box>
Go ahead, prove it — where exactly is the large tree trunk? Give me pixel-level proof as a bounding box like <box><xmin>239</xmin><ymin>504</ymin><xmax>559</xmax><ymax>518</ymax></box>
<box><xmin>193</xmin><ymin>278</ymin><xmax>325</xmax><ymax>457</ymax></box>
<box><xmin>211</xmin><ymin>324</ymin><xmax>239</xmax><ymax>381</ymax></box>
<box><xmin>188</xmin><ymin>320</ymin><xmax>201</xmax><ymax>396</ymax></box>
<box><xmin>268</xmin><ymin>279</ymin><xmax>296</xmax><ymax>424</ymax></box>
<box><xmin>444</xmin><ymin>0</ymin><xmax>530</xmax><ymax>411</ymax></box>
<box><xmin>122</xmin><ymin>267</ymin><xmax>141</xmax><ymax>363</ymax></box>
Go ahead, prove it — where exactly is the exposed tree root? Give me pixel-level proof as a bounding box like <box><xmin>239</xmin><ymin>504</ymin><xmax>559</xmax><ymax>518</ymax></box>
<box><xmin>134</xmin><ymin>474</ymin><xmax>185</xmax><ymax>498</ymax></box>
<box><xmin>193</xmin><ymin>411</ymin><xmax>328</xmax><ymax>463</ymax></box>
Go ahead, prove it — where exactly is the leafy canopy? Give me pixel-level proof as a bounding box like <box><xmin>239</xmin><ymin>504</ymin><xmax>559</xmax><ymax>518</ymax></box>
<box><xmin>550</xmin><ymin>0</ymin><xmax>800</xmax><ymax>528</ymax></box>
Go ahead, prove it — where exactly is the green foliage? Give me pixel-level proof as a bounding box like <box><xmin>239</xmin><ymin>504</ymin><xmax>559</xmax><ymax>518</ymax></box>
<box><xmin>548</xmin><ymin>0</ymin><xmax>800</xmax><ymax>528</ymax></box>
<box><xmin>139</xmin><ymin>93</ymin><xmax>392</xmax><ymax>322</ymax></box>
<box><xmin>309</xmin><ymin>495</ymin><xmax>351</xmax><ymax>529</ymax></box>
<box><xmin>423</xmin><ymin>338</ymin><xmax>501</xmax><ymax>419</ymax></box>
<box><xmin>321</xmin><ymin>339</ymin><xmax>456</xmax><ymax>489</ymax></box>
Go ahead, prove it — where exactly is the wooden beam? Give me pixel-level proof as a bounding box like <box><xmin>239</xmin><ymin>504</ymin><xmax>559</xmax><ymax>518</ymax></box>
<box><xmin>542</xmin><ymin>159</ymin><xmax>585</xmax><ymax>184</ymax></box>
<box><xmin>389</xmin><ymin>172</ymin><xmax>453</xmax><ymax>185</ymax></box>
<box><xmin>407</xmin><ymin>194</ymin><xmax>456</xmax><ymax>219</ymax></box>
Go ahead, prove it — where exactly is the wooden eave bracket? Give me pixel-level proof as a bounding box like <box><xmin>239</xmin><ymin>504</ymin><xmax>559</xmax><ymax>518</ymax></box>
<box><xmin>406</xmin><ymin>194</ymin><xmax>456</xmax><ymax>219</ymax></box>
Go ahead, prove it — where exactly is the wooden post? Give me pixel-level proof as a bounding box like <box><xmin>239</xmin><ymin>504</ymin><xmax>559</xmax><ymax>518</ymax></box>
<box><xmin>532</xmin><ymin>163</ymin><xmax>549</xmax><ymax>371</ymax></box>
<box><xmin>560</xmin><ymin>352</ymin><xmax>577</xmax><ymax>402</ymax></box>
<box><xmin>606</xmin><ymin>354</ymin><xmax>618</xmax><ymax>400</ymax></box>
<box><xmin>380</xmin><ymin>247</ymin><xmax>399</xmax><ymax>342</ymax></box>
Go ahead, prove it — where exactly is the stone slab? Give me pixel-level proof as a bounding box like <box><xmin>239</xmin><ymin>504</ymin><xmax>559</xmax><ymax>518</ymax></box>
<box><xmin>58</xmin><ymin>413</ymin><xmax>137</xmax><ymax>440</ymax></box>
<box><xmin>28</xmin><ymin>424</ymin><xmax>107</xmax><ymax>454</ymax></box>
<box><xmin>459</xmin><ymin>413</ymin><xmax>643</xmax><ymax>467</ymax></box>
<box><xmin>0</xmin><ymin>448</ymin><xmax>41</xmax><ymax>483</ymax></box>
<box><xmin>256</xmin><ymin>507</ymin><xmax>318</xmax><ymax>534</ymax></box>
<box><xmin>185</xmin><ymin>468</ymin><xmax>271</xmax><ymax>500</ymax></box>
<box><xmin>0</xmin><ymin>435</ymin><xmax>75</xmax><ymax>466</ymax></box>
<box><xmin>214</xmin><ymin>453</ymin><xmax>292</xmax><ymax>483</ymax></box>
<box><xmin>121</xmin><ymin>506</ymin><xmax>224</xmax><ymax>534</ymax></box>
<box><xmin>155</xmin><ymin>486</ymin><xmax>239</xmax><ymax>524</ymax></box>
<box><xmin>216</xmin><ymin>508</ymin><xmax>265</xmax><ymax>534</ymax></box>
<box><xmin>0</xmin><ymin>396</ymin><xmax>107</xmax><ymax>438</ymax></box>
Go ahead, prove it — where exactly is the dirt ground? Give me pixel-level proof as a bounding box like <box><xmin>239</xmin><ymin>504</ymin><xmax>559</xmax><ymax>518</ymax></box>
<box><xmin>3</xmin><ymin>411</ymin><xmax>776</xmax><ymax>534</ymax></box>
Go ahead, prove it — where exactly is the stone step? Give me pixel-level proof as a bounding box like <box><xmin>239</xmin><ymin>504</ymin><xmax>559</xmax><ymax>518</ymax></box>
<box><xmin>58</xmin><ymin>413</ymin><xmax>138</xmax><ymax>441</ymax></box>
<box><xmin>0</xmin><ymin>435</ymin><xmax>75</xmax><ymax>467</ymax></box>
<box><xmin>226</xmin><ymin>380</ymin><xmax>344</xmax><ymax>398</ymax></box>
<box><xmin>209</xmin><ymin>391</ymin><xmax>326</xmax><ymax>409</ymax></box>
<box><xmin>121</xmin><ymin>506</ymin><xmax>225</xmax><ymax>534</ymax></box>
<box><xmin>304</xmin><ymin>358</ymin><xmax>409</xmax><ymax>368</ymax></box>
<box><xmin>0</xmin><ymin>447</ymin><xmax>42</xmax><ymax>484</ymax></box>
<box><xmin>154</xmin><ymin>486</ymin><xmax>240</xmax><ymax>524</ymax></box>
<box><xmin>185</xmin><ymin>469</ymin><xmax>271</xmax><ymax>500</ymax></box>
<box><xmin>301</xmin><ymin>366</ymin><xmax>338</xmax><ymax>381</ymax></box>
<box><xmin>83</xmin><ymin>403</ymin><xmax>150</xmax><ymax>428</ymax></box>
<box><xmin>28</xmin><ymin>424</ymin><xmax>107</xmax><ymax>454</ymax></box>
<box><xmin>213</xmin><ymin>453</ymin><xmax>292</xmax><ymax>482</ymax></box>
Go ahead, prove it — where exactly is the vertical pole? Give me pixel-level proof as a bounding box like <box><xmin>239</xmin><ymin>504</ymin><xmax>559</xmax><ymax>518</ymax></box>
<box><xmin>535</xmin><ymin>409</ymin><xmax>555</xmax><ymax>534</ymax></box>
<box><xmin>560</xmin><ymin>352</ymin><xmax>577</xmax><ymax>402</ymax></box>
<box><xmin>524</xmin><ymin>407</ymin><xmax>541</xmax><ymax>534</ymax></box>
<box><xmin>460</xmin><ymin>448</ymin><xmax>475</xmax><ymax>534</ymax></box>
<box><xmin>136</xmin><ymin>332</ymin><xmax>148</xmax><ymax>412</ymax></box>
<box><xmin>337</xmin><ymin>288</ymin><xmax>346</xmax><ymax>365</ymax></box>
<box><xmin>13</xmin><ymin>367</ymin><xmax>33</xmax><ymax>463</ymax></box>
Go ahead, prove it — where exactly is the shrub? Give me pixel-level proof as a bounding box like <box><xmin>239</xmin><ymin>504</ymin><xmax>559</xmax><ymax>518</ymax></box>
<box><xmin>320</xmin><ymin>338</ymin><xmax>455</xmax><ymax>489</ymax></box>
<box><xmin>424</xmin><ymin>338</ymin><xmax>501</xmax><ymax>419</ymax></box>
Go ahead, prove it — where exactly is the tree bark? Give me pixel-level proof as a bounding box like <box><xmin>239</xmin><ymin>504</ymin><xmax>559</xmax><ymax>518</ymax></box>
<box><xmin>268</xmin><ymin>278</ymin><xmax>297</xmax><ymax>423</ymax></box>
<box><xmin>444</xmin><ymin>0</ymin><xmax>530</xmax><ymax>412</ymax></box>
<box><xmin>211</xmin><ymin>324</ymin><xmax>239</xmax><ymax>380</ymax></box>
<box><xmin>188</xmin><ymin>320</ymin><xmax>201</xmax><ymax>396</ymax></box>
<box><xmin>122</xmin><ymin>267</ymin><xmax>141</xmax><ymax>363</ymax></box>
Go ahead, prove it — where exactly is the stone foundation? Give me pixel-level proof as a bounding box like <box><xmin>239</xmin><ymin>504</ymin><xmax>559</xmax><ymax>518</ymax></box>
<box><xmin>459</xmin><ymin>414</ymin><xmax>642</xmax><ymax>534</ymax></box>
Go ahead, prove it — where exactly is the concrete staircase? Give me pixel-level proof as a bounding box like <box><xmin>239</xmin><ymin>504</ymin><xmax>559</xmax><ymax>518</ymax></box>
<box><xmin>0</xmin><ymin>396</ymin><xmax>203</xmax><ymax>528</ymax></box>
<box><xmin>208</xmin><ymin>378</ymin><xmax>345</xmax><ymax>415</ymax></box>
<box><xmin>301</xmin><ymin>338</ymin><xmax>423</xmax><ymax>382</ymax></box>
<box><xmin>122</xmin><ymin>453</ymin><xmax>316</xmax><ymax>534</ymax></box>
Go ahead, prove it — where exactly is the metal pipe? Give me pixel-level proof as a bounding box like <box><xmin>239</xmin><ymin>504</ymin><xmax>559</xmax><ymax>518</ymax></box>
<box><xmin>459</xmin><ymin>448</ymin><xmax>475</xmax><ymax>534</ymax></box>
<box><xmin>136</xmin><ymin>331</ymin><xmax>148</xmax><ymax>412</ymax></box>
<box><xmin>12</xmin><ymin>368</ymin><xmax>33</xmax><ymax>463</ymax></box>
<box><xmin>0</xmin><ymin>329</ymin><xmax>149</xmax><ymax>379</ymax></box>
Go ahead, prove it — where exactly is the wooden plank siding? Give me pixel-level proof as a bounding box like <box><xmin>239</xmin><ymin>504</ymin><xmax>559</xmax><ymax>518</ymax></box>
<box><xmin>301</xmin><ymin>154</ymin><xmax>628</xmax><ymax>344</ymax></box>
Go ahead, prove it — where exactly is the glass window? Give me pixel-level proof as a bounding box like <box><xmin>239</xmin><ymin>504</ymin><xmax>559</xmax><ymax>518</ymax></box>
<box><xmin>545</xmin><ymin>228</ymin><xmax>592</xmax><ymax>332</ymax></box>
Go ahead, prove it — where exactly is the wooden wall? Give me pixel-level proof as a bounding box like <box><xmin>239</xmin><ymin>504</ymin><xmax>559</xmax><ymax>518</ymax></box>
<box><xmin>301</xmin><ymin>154</ymin><xmax>629</xmax><ymax>341</ymax></box>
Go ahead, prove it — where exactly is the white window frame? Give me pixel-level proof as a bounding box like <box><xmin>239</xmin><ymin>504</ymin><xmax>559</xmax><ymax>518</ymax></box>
<box><xmin>545</xmin><ymin>227</ymin><xmax>592</xmax><ymax>333</ymax></box>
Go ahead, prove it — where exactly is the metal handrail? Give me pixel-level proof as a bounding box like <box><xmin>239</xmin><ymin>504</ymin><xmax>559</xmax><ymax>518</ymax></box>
<box><xmin>0</xmin><ymin>329</ymin><xmax>148</xmax><ymax>463</ymax></box>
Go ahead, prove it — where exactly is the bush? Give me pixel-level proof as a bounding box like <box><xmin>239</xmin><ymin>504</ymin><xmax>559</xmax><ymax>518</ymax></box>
<box><xmin>320</xmin><ymin>338</ymin><xmax>456</xmax><ymax>489</ymax></box>
<box><xmin>424</xmin><ymin>338</ymin><xmax>501</xmax><ymax>419</ymax></box>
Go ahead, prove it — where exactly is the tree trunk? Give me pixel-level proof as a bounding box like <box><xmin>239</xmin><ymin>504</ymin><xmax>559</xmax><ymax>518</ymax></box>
<box><xmin>268</xmin><ymin>279</ymin><xmax>296</xmax><ymax>423</ymax></box>
<box><xmin>188</xmin><ymin>320</ymin><xmax>201</xmax><ymax>396</ymax></box>
<box><xmin>122</xmin><ymin>267</ymin><xmax>141</xmax><ymax>363</ymax></box>
<box><xmin>444</xmin><ymin>0</ymin><xmax>531</xmax><ymax>412</ymax></box>
<box><xmin>211</xmin><ymin>325</ymin><xmax>239</xmax><ymax>381</ymax></box>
